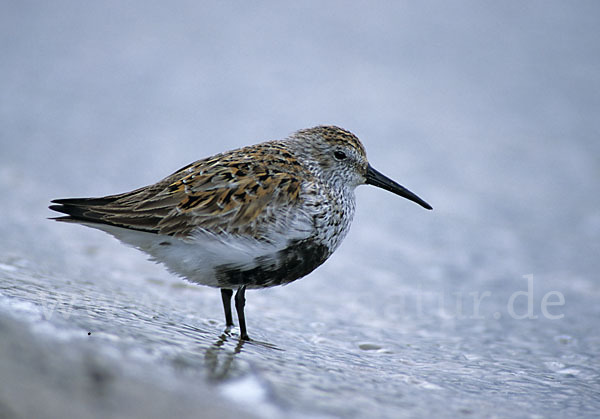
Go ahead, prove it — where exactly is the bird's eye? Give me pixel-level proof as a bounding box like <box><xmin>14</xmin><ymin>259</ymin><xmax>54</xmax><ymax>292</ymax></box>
<box><xmin>333</xmin><ymin>150</ymin><xmax>347</xmax><ymax>160</ymax></box>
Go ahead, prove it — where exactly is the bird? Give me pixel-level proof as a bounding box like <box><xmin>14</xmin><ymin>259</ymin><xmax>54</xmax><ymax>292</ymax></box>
<box><xmin>50</xmin><ymin>125</ymin><xmax>432</xmax><ymax>340</ymax></box>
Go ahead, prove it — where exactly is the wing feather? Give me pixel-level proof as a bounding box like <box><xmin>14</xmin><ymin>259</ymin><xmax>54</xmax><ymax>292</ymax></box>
<box><xmin>50</xmin><ymin>142</ymin><xmax>313</xmax><ymax>241</ymax></box>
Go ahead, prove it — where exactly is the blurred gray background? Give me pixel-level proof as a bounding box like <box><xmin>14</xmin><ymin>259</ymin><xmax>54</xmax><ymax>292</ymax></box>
<box><xmin>1</xmin><ymin>1</ymin><xmax>599</xmax><ymax>418</ymax></box>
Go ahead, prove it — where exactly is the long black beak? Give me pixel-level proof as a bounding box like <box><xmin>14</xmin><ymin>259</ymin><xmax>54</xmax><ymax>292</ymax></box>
<box><xmin>365</xmin><ymin>164</ymin><xmax>432</xmax><ymax>210</ymax></box>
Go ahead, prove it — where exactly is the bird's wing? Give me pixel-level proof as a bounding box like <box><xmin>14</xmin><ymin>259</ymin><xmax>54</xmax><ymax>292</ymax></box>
<box><xmin>50</xmin><ymin>145</ymin><xmax>313</xmax><ymax>241</ymax></box>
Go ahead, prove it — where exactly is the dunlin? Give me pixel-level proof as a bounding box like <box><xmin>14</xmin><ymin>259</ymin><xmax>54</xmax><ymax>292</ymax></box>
<box><xmin>50</xmin><ymin>126</ymin><xmax>432</xmax><ymax>340</ymax></box>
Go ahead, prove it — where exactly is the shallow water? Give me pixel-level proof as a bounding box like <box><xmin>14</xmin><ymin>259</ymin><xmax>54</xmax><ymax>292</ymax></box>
<box><xmin>1</xmin><ymin>1</ymin><xmax>599</xmax><ymax>418</ymax></box>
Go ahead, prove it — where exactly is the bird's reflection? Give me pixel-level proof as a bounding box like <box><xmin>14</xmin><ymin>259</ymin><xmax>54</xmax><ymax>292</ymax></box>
<box><xmin>173</xmin><ymin>321</ymin><xmax>281</xmax><ymax>381</ymax></box>
<box><xmin>204</xmin><ymin>330</ymin><xmax>245</xmax><ymax>381</ymax></box>
<box><xmin>204</xmin><ymin>328</ymin><xmax>282</xmax><ymax>381</ymax></box>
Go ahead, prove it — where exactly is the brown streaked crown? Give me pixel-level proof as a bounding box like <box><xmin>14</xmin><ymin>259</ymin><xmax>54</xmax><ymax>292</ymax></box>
<box><xmin>294</xmin><ymin>125</ymin><xmax>367</xmax><ymax>158</ymax></box>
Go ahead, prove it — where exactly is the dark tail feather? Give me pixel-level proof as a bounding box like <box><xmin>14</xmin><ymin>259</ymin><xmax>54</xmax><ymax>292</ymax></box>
<box><xmin>51</xmin><ymin>196</ymin><xmax>120</xmax><ymax>207</ymax></box>
<box><xmin>49</xmin><ymin>197</ymin><xmax>117</xmax><ymax>224</ymax></box>
<box><xmin>49</xmin><ymin>196</ymin><xmax>162</xmax><ymax>233</ymax></box>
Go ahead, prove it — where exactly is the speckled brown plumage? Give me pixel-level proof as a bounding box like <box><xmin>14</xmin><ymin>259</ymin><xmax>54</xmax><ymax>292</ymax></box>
<box><xmin>52</xmin><ymin>141</ymin><xmax>311</xmax><ymax>239</ymax></box>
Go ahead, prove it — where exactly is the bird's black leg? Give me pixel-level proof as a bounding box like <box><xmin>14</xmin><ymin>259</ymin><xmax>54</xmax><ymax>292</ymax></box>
<box><xmin>234</xmin><ymin>285</ymin><xmax>249</xmax><ymax>340</ymax></box>
<box><xmin>221</xmin><ymin>288</ymin><xmax>234</xmax><ymax>327</ymax></box>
